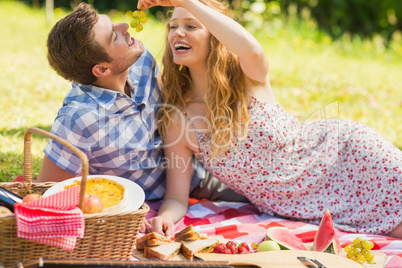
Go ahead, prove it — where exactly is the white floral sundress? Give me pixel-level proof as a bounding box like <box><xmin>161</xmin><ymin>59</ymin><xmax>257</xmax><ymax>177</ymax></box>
<box><xmin>187</xmin><ymin>96</ymin><xmax>402</xmax><ymax>234</ymax></box>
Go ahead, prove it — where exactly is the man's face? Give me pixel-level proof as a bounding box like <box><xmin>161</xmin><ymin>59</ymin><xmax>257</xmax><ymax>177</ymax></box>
<box><xmin>94</xmin><ymin>14</ymin><xmax>144</xmax><ymax>74</ymax></box>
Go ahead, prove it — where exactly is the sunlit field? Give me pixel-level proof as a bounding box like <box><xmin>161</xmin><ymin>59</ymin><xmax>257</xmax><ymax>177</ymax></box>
<box><xmin>0</xmin><ymin>1</ymin><xmax>400</xmax><ymax>181</ymax></box>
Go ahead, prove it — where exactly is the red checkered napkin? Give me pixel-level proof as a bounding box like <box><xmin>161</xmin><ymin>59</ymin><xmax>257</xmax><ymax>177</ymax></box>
<box><xmin>14</xmin><ymin>185</ymin><xmax>85</xmax><ymax>251</ymax></box>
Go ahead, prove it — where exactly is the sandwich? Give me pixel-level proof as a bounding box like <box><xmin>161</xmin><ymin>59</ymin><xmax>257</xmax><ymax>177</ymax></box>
<box><xmin>174</xmin><ymin>224</ymin><xmax>208</xmax><ymax>242</ymax></box>
<box><xmin>144</xmin><ymin>241</ymin><xmax>182</xmax><ymax>260</ymax></box>
<box><xmin>135</xmin><ymin>232</ymin><xmax>171</xmax><ymax>250</ymax></box>
<box><xmin>181</xmin><ymin>237</ymin><xmax>219</xmax><ymax>260</ymax></box>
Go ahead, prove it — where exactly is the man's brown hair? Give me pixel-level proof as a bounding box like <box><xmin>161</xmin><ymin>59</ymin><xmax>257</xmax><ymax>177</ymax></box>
<box><xmin>47</xmin><ymin>3</ymin><xmax>112</xmax><ymax>85</ymax></box>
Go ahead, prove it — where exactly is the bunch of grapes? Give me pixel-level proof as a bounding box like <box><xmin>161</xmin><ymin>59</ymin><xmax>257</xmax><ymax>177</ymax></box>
<box><xmin>344</xmin><ymin>237</ymin><xmax>375</xmax><ymax>265</ymax></box>
<box><xmin>130</xmin><ymin>10</ymin><xmax>147</xmax><ymax>32</ymax></box>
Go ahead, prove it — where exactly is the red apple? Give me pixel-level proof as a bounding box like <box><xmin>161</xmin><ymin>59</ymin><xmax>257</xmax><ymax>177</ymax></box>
<box><xmin>82</xmin><ymin>194</ymin><xmax>103</xmax><ymax>214</ymax></box>
<box><xmin>22</xmin><ymin>193</ymin><xmax>42</xmax><ymax>203</ymax></box>
<box><xmin>0</xmin><ymin>206</ymin><xmax>13</xmax><ymax>216</ymax></box>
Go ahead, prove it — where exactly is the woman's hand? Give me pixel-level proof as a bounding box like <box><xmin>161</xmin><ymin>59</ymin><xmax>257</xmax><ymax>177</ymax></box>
<box><xmin>146</xmin><ymin>215</ymin><xmax>176</xmax><ymax>237</ymax></box>
<box><xmin>137</xmin><ymin>0</ymin><xmax>184</xmax><ymax>10</ymax></box>
<box><xmin>140</xmin><ymin>218</ymin><xmax>152</xmax><ymax>233</ymax></box>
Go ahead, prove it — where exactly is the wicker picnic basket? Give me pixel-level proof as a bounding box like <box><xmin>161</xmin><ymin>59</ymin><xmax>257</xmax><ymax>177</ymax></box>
<box><xmin>0</xmin><ymin>127</ymin><xmax>150</xmax><ymax>267</ymax></box>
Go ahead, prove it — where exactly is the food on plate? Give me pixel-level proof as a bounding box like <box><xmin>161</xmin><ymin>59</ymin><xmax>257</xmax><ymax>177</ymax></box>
<box><xmin>174</xmin><ymin>224</ymin><xmax>207</xmax><ymax>242</ymax></box>
<box><xmin>144</xmin><ymin>241</ymin><xmax>182</xmax><ymax>260</ymax></box>
<box><xmin>0</xmin><ymin>206</ymin><xmax>13</xmax><ymax>216</ymax></box>
<box><xmin>64</xmin><ymin>177</ymin><xmax>128</xmax><ymax>213</ymax></box>
<box><xmin>266</xmin><ymin>226</ymin><xmax>307</xmax><ymax>250</ymax></box>
<box><xmin>312</xmin><ymin>209</ymin><xmax>341</xmax><ymax>255</ymax></box>
<box><xmin>344</xmin><ymin>237</ymin><xmax>375</xmax><ymax>265</ymax></box>
<box><xmin>82</xmin><ymin>193</ymin><xmax>103</xmax><ymax>214</ymax></box>
<box><xmin>181</xmin><ymin>237</ymin><xmax>219</xmax><ymax>260</ymax></box>
<box><xmin>257</xmin><ymin>240</ymin><xmax>281</xmax><ymax>252</ymax></box>
<box><xmin>135</xmin><ymin>232</ymin><xmax>171</xmax><ymax>250</ymax></box>
<box><xmin>22</xmin><ymin>193</ymin><xmax>42</xmax><ymax>203</ymax></box>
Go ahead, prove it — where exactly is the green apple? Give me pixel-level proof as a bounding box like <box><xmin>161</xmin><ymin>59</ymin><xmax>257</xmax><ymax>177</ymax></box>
<box><xmin>256</xmin><ymin>240</ymin><xmax>281</xmax><ymax>252</ymax></box>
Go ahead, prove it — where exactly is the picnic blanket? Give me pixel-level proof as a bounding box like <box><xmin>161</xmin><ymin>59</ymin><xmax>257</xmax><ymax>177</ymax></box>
<box><xmin>144</xmin><ymin>198</ymin><xmax>402</xmax><ymax>267</ymax></box>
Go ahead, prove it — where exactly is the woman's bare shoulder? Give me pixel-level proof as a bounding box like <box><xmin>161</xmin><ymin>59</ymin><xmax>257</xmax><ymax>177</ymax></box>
<box><xmin>246</xmin><ymin>76</ymin><xmax>276</xmax><ymax>103</ymax></box>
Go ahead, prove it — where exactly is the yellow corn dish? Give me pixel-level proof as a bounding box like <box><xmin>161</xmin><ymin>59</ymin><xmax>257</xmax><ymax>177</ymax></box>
<box><xmin>64</xmin><ymin>177</ymin><xmax>127</xmax><ymax>212</ymax></box>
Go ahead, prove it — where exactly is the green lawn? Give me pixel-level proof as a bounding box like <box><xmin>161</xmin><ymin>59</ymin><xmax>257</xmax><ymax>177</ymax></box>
<box><xmin>0</xmin><ymin>1</ymin><xmax>401</xmax><ymax>182</ymax></box>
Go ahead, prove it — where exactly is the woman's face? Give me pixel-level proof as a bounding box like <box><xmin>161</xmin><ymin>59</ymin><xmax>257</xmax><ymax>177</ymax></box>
<box><xmin>168</xmin><ymin>7</ymin><xmax>211</xmax><ymax>68</ymax></box>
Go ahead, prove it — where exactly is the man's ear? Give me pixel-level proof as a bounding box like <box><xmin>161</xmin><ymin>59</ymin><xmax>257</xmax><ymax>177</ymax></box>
<box><xmin>92</xmin><ymin>63</ymin><xmax>111</xmax><ymax>78</ymax></box>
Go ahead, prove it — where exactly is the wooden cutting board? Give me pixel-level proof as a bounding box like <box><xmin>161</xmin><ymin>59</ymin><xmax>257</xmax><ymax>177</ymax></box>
<box><xmin>134</xmin><ymin>247</ymin><xmax>385</xmax><ymax>268</ymax></box>
<box><xmin>133</xmin><ymin>238</ymin><xmax>386</xmax><ymax>268</ymax></box>
<box><xmin>195</xmin><ymin>250</ymin><xmax>386</xmax><ymax>268</ymax></box>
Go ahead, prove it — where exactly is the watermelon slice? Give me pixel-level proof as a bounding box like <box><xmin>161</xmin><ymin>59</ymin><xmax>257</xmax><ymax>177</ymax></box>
<box><xmin>312</xmin><ymin>209</ymin><xmax>342</xmax><ymax>255</ymax></box>
<box><xmin>266</xmin><ymin>227</ymin><xmax>307</xmax><ymax>250</ymax></box>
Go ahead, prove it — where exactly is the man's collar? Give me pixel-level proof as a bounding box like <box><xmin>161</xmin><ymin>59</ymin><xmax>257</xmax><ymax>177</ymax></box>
<box><xmin>80</xmin><ymin>84</ymin><xmax>122</xmax><ymax>110</ymax></box>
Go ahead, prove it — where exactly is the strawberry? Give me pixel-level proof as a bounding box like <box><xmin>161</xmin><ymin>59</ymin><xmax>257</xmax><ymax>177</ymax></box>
<box><xmin>237</xmin><ymin>246</ymin><xmax>249</xmax><ymax>254</ymax></box>
<box><xmin>226</xmin><ymin>241</ymin><xmax>237</xmax><ymax>254</ymax></box>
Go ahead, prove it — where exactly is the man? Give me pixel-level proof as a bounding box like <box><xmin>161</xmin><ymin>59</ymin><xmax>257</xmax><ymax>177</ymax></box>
<box><xmin>37</xmin><ymin>3</ymin><xmax>248</xmax><ymax>203</ymax></box>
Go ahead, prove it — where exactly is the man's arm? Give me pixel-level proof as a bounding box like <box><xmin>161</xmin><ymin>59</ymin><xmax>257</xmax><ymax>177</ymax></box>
<box><xmin>36</xmin><ymin>155</ymin><xmax>76</xmax><ymax>182</ymax></box>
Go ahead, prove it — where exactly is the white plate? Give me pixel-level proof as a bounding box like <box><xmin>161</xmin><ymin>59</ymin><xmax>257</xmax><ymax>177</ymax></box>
<box><xmin>43</xmin><ymin>175</ymin><xmax>145</xmax><ymax>213</ymax></box>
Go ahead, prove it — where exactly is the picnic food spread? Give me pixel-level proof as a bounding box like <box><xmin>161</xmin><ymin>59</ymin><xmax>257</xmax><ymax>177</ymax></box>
<box><xmin>134</xmin><ymin>211</ymin><xmax>381</xmax><ymax>267</ymax></box>
<box><xmin>64</xmin><ymin>177</ymin><xmax>128</xmax><ymax>213</ymax></box>
<box><xmin>135</xmin><ymin>224</ymin><xmax>219</xmax><ymax>261</ymax></box>
<box><xmin>0</xmin><ymin>128</ymin><xmax>150</xmax><ymax>267</ymax></box>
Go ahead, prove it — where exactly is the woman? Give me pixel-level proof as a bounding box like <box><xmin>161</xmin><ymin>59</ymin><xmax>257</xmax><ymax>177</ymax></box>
<box><xmin>138</xmin><ymin>0</ymin><xmax>402</xmax><ymax>238</ymax></box>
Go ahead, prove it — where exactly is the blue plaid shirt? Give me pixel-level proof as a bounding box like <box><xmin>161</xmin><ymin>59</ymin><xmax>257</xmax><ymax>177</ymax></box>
<box><xmin>44</xmin><ymin>47</ymin><xmax>203</xmax><ymax>200</ymax></box>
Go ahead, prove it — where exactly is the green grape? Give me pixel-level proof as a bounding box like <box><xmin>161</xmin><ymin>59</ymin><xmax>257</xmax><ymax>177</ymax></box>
<box><xmin>363</xmin><ymin>250</ymin><xmax>375</xmax><ymax>262</ymax></box>
<box><xmin>138</xmin><ymin>10</ymin><xmax>146</xmax><ymax>18</ymax></box>
<box><xmin>126</xmin><ymin>10</ymin><xmax>133</xmax><ymax>18</ymax></box>
<box><xmin>352</xmin><ymin>237</ymin><xmax>363</xmax><ymax>245</ymax></box>
<box><xmin>130</xmin><ymin>19</ymin><xmax>139</xmax><ymax>28</ymax></box>
<box><xmin>352</xmin><ymin>247</ymin><xmax>361</xmax><ymax>255</ymax></box>
<box><xmin>362</xmin><ymin>240</ymin><xmax>374</xmax><ymax>250</ymax></box>
<box><xmin>345</xmin><ymin>238</ymin><xmax>376</xmax><ymax>265</ymax></box>
<box><xmin>347</xmin><ymin>251</ymin><xmax>355</xmax><ymax>259</ymax></box>
<box><xmin>344</xmin><ymin>244</ymin><xmax>353</xmax><ymax>252</ymax></box>
<box><xmin>130</xmin><ymin>10</ymin><xmax>146</xmax><ymax>32</ymax></box>
<box><xmin>136</xmin><ymin>24</ymin><xmax>144</xmax><ymax>32</ymax></box>
<box><xmin>355</xmin><ymin>255</ymin><xmax>366</xmax><ymax>263</ymax></box>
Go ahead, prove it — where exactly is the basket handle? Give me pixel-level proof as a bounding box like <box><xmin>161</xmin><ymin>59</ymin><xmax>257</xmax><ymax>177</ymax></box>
<box><xmin>24</xmin><ymin>127</ymin><xmax>89</xmax><ymax>209</ymax></box>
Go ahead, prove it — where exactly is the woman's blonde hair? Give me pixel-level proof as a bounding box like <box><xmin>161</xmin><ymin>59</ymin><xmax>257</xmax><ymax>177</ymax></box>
<box><xmin>158</xmin><ymin>0</ymin><xmax>250</xmax><ymax>157</ymax></box>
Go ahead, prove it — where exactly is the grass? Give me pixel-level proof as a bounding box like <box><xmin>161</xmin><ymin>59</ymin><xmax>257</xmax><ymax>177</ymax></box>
<box><xmin>0</xmin><ymin>1</ymin><xmax>401</xmax><ymax>182</ymax></box>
